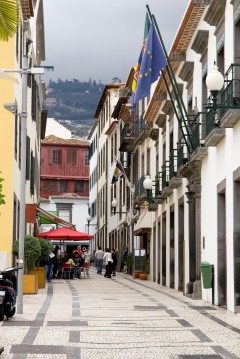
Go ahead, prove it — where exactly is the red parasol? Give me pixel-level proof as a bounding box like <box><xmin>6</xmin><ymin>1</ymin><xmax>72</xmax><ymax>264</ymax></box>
<box><xmin>36</xmin><ymin>226</ymin><xmax>93</xmax><ymax>241</ymax></box>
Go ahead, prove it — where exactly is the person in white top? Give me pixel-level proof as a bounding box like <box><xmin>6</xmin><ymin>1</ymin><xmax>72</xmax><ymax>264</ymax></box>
<box><xmin>103</xmin><ymin>248</ymin><xmax>113</xmax><ymax>278</ymax></box>
<box><xmin>83</xmin><ymin>248</ymin><xmax>91</xmax><ymax>276</ymax></box>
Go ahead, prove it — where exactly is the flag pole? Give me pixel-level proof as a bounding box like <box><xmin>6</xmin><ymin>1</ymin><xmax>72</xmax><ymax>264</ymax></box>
<box><xmin>146</xmin><ymin>5</ymin><xmax>194</xmax><ymax>153</ymax></box>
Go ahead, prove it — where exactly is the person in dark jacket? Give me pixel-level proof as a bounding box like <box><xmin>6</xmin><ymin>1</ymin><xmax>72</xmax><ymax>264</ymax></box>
<box><xmin>52</xmin><ymin>245</ymin><xmax>61</xmax><ymax>278</ymax></box>
<box><xmin>45</xmin><ymin>252</ymin><xmax>55</xmax><ymax>282</ymax></box>
<box><xmin>111</xmin><ymin>249</ymin><xmax>117</xmax><ymax>276</ymax></box>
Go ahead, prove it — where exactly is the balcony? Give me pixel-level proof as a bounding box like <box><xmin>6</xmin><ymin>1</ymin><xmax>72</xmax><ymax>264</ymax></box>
<box><xmin>204</xmin><ymin>63</ymin><xmax>240</xmax><ymax>145</ymax></box>
<box><xmin>134</xmin><ymin>176</ymin><xmax>147</xmax><ymax>204</ymax></box>
<box><xmin>189</xmin><ymin>114</ymin><xmax>208</xmax><ymax>161</ymax></box>
<box><xmin>119</xmin><ymin>124</ymin><xmax>135</xmax><ymax>152</ymax></box>
<box><xmin>168</xmin><ymin>150</ymin><xmax>182</xmax><ymax>190</ymax></box>
<box><xmin>204</xmin><ymin>107</ymin><xmax>226</xmax><ymax>146</ymax></box>
<box><xmin>154</xmin><ymin>164</ymin><xmax>173</xmax><ymax>203</ymax></box>
<box><xmin>219</xmin><ymin>64</ymin><xmax>240</xmax><ymax>128</ymax></box>
<box><xmin>134</xmin><ymin>116</ymin><xmax>151</xmax><ymax>146</ymax></box>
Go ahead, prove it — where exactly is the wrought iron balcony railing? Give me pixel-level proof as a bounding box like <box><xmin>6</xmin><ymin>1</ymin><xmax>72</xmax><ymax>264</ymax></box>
<box><xmin>220</xmin><ymin>63</ymin><xmax>240</xmax><ymax>117</ymax></box>
<box><xmin>134</xmin><ymin>115</ymin><xmax>151</xmax><ymax>144</ymax></box>
<box><xmin>119</xmin><ymin>124</ymin><xmax>135</xmax><ymax>152</ymax></box>
<box><xmin>134</xmin><ymin>176</ymin><xmax>147</xmax><ymax>203</ymax></box>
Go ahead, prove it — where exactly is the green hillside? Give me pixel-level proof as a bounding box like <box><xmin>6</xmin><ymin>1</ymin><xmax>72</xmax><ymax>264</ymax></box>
<box><xmin>45</xmin><ymin>79</ymin><xmax>104</xmax><ymax>137</ymax></box>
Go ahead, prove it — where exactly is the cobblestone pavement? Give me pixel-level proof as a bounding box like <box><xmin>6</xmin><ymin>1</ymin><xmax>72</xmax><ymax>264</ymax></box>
<box><xmin>0</xmin><ymin>268</ymin><xmax>240</xmax><ymax>359</ymax></box>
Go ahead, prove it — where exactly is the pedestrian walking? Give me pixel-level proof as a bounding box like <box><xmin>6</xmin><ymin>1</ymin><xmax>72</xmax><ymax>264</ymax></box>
<box><xmin>95</xmin><ymin>246</ymin><xmax>104</xmax><ymax>274</ymax></box>
<box><xmin>103</xmin><ymin>248</ymin><xmax>113</xmax><ymax>278</ymax></box>
<box><xmin>45</xmin><ymin>252</ymin><xmax>55</xmax><ymax>282</ymax></box>
<box><xmin>83</xmin><ymin>248</ymin><xmax>91</xmax><ymax>276</ymax></box>
<box><xmin>52</xmin><ymin>245</ymin><xmax>61</xmax><ymax>279</ymax></box>
<box><xmin>111</xmin><ymin>249</ymin><xmax>117</xmax><ymax>276</ymax></box>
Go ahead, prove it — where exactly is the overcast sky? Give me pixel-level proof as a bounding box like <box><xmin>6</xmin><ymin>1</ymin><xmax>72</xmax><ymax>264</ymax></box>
<box><xmin>42</xmin><ymin>0</ymin><xmax>190</xmax><ymax>85</ymax></box>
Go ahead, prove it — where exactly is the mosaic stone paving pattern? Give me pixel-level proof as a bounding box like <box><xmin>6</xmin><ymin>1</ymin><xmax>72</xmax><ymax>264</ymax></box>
<box><xmin>0</xmin><ymin>268</ymin><xmax>240</xmax><ymax>358</ymax></box>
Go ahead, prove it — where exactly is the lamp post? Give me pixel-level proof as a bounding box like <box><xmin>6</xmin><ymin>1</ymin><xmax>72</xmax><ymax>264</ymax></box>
<box><xmin>2</xmin><ymin>64</ymin><xmax>53</xmax><ymax>314</ymax></box>
<box><xmin>205</xmin><ymin>63</ymin><xmax>224</xmax><ymax>111</ymax></box>
<box><xmin>86</xmin><ymin>214</ymin><xmax>91</xmax><ymax>253</ymax></box>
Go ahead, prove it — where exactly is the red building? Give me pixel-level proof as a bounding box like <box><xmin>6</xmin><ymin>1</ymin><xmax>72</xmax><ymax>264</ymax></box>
<box><xmin>40</xmin><ymin>135</ymin><xmax>89</xmax><ymax>199</ymax></box>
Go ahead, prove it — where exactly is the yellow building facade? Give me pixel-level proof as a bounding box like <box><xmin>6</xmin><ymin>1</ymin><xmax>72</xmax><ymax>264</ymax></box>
<box><xmin>0</xmin><ymin>38</ymin><xmax>15</xmax><ymax>266</ymax></box>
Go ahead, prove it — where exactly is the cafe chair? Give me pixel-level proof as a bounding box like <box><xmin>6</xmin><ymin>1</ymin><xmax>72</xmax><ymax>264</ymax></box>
<box><xmin>61</xmin><ymin>263</ymin><xmax>73</xmax><ymax>279</ymax></box>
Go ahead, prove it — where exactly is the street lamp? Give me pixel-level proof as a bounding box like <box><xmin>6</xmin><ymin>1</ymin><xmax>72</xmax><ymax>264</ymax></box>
<box><xmin>143</xmin><ymin>175</ymin><xmax>153</xmax><ymax>203</ymax></box>
<box><xmin>86</xmin><ymin>214</ymin><xmax>93</xmax><ymax>254</ymax></box>
<box><xmin>111</xmin><ymin>198</ymin><xmax>127</xmax><ymax>215</ymax></box>
<box><xmin>86</xmin><ymin>214</ymin><xmax>91</xmax><ymax>234</ymax></box>
<box><xmin>205</xmin><ymin>63</ymin><xmax>224</xmax><ymax>111</ymax></box>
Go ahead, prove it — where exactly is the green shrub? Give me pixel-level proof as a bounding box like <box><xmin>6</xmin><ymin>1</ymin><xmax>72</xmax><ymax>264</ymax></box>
<box><xmin>38</xmin><ymin>238</ymin><xmax>54</xmax><ymax>261</ymax></box>
<box><xmin>13</xmin><ymin>235</ymin><xmax>41</xmax><ymax>272</ymax></box>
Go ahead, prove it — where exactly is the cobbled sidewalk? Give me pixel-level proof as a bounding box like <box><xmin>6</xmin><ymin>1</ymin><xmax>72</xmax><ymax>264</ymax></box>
<box><xmin>0</xmin><ymin>268</ymin><xmax>240</xmax><ymax>359</ymax></box>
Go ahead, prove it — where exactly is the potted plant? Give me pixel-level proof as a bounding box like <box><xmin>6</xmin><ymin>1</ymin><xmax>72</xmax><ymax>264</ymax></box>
<box><xmin>30</xmin><ymin>238</ymin><xmax>54</xmax><ymax>288</ymax></box>
<box><xmin>13</xmin><ymin>235</ymin><xmax>41</xmax><ymax>294</ymax></box>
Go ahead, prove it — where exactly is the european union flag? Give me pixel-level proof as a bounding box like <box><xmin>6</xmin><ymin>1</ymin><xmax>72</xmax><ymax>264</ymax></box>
<box><xmin>134</xmin><ymin>23</ymin><xmax>167</xmax><ymax>104</ymax></box>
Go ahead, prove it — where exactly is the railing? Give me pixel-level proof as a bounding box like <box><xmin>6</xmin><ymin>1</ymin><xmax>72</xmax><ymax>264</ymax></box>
<box><xmin>169</xmin><ymin>150</ymin><xmax>178</xmax><ymax>180</ymax></box>
<box><xmin>220</xmin><ymin>63</ymin><xmax>240</xmax><ymax>117</ymax></box>
<box><xmin>206</xmin><ymin>107</ymin><xmax>217</xmax><ymax>136</ymax></box>
<box><xmin>177</xmin><ymin>137</ymin><xmax>188</xmax><ymax>169</ymax></box>
<box><xmin>120</xmin><ymin>124</ymin><xmax>134</xmax><ymax>143</ymax></box>
<box><xmin>190</xmin><ymin>112</ymin><xmax>206</xmax><ymax>150</ymax></box>
<box><xmin>134</xmin><ymin>176</ymin><xmax>146</xmax><ymax>200</ymax></box>
<box><xmin>161</xmin><ymin>162</ymin><xmax>169</xmax><ymax>189</ymax></box>
<box><xmin>155</xmin><ymin>173</ymin><xmax>161</xmax><ymax>197</ymax></box>
<box><xmin>134</xmin><ymin>115</ymin><xmax>151</xmax><ymax>139</ymax></box>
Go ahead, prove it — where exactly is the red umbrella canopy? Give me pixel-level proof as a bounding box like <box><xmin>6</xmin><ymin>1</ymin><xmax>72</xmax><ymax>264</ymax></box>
<box><xmin>36</xmin><ymin>227</ymin><xmax>93</xmax><ymax>241</ymax></box>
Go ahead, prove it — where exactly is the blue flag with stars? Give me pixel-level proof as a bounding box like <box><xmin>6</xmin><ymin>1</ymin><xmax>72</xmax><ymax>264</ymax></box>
<box><xmin>134</xmin><ymin>22</ymin><xmax>167</xmax><ymax>104</ymax></box>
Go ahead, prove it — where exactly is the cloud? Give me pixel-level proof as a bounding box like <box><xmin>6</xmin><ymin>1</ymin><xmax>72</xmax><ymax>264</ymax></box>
<box><xmin>42</xmin><ymin>0</ymin><xmax>189</xmax><ymax>84</ymax></box>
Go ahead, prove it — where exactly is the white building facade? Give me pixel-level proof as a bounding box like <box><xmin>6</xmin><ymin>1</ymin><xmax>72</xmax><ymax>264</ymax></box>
<box><xmin>89</xmin><ymin>0</ymin><xmax>240</xmax><ymax>313</ymax></box>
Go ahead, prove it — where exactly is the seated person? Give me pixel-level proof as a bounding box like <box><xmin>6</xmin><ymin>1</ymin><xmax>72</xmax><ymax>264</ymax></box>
<box><xmin>63</xmin><ymin>256</ymin><xmax>79</xmax><ymax>279</ymax></box>
<box><xmin>73</xmin><ymin>253</ymin><xmax>84</xmax><ymax>267</ymax></box>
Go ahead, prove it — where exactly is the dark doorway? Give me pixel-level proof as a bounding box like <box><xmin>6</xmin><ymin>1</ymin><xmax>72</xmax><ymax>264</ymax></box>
<box><xmin>189</xmin><ymin>193</ymin><xmax>196</xmax><ymax>284</ymax></box>
<box><xmin>170</xmin><ymin>207</ymin><xmax>175</xmax><ymax>288</ymax></box>
<box><xmin>162</xmin><ymin>212</ymin><xmax>166</xmax><ymax>286</ymax></box>
<box><xmin>178</xmin><ymin>199</ymin><xmax>184</xmax><ymax>291</ymax></box>
<box><xmin>217</xmin><ymin>186</ymin><xmax>227</xmax><ymax>307</ymax></box>
<box><xmin>233</xmin><ymin>178</ymin><xmax>240</xmax><ymax>310</ymax></box>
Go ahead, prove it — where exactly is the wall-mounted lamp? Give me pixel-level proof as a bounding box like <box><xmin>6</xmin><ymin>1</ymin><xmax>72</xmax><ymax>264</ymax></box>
<box><xmin>111</xmin><ymin>198</ymin><xmax>127</xmax><ymax>215</ymax></box>
<box><xmin>143</xmin><ymin>175</ymin><xmax>167</xmax><ymax>204</ymax></box>
<box><xmin>143</xmin><ymin>175</ymin><xmax>153</xmax><ymax>203</ymax></box>
<box><xmin>4</xmin><ymin>101</ymin><xmax>18</xmax><ymax>114</ymax></box>
<box><xmin>205</xmin><ymin>63</ymin><xmax>224</xmax><ymax>111</ymax></box>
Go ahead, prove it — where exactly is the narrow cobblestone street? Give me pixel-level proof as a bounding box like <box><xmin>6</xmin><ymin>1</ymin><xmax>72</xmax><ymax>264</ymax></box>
<box><xmin>1</xmin><ymin>268</ymin><xmax>240</xmax><ymax>359</ymax></box>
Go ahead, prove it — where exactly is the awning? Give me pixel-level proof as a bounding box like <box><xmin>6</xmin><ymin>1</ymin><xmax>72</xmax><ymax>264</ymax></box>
<box><xmin>36</xmin><ymin>206</ymin><xmax>76</xmax><ymax>230</ymax></box>
<box><xmin>133</xmin><ymin>227</ymin><xmax>151</xmax><ymax>236</ymax></box>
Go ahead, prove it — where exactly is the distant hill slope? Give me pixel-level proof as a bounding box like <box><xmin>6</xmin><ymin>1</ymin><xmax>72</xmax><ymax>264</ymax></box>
<box><xmin>45</xmin><ymin>79</ymin><xmax>104</xmax><ymax>138</ymax></box>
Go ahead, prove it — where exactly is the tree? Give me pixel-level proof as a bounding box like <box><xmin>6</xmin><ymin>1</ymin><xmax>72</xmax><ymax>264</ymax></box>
<box><xmin>0</xmin><ymin>0</ymin><xmax>19</xmax><ymax>41</ymax></box>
